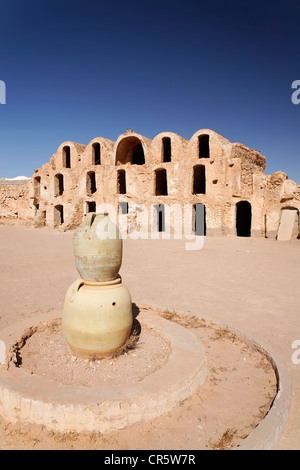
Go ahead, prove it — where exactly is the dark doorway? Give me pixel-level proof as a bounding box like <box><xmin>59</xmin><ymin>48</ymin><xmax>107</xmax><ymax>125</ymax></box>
<box><xmin>93</xmin><ymin>143</ymin><xmax>101</xmax><ymax>165</ymax></box>
<box><xmin>54</xmin><ymin>205</ymin><xmax>64</xmax><ymax>226</ymax></box>
<box><xmin>193</xmin><ymin>165</ymin><xmax>206</xmax><ymax>194</ymax></box>
<box><xmin>87</xmin><ymin>172</ymin><xmax>96</xmax><ymax>194</ymax></box>
<box><xmin>55</xmin><ymin>174</ymin><xmax>64</xmax><ymax>196</ymax></box>
<box><xmin>193</xmin><ymin>204</ymin><xmax>206</xmax><ymax>236</ymax></box>
<box><xmin>162</xmin><ymin>137</ymin><xmax>171</xmax><ymax>162</ymax></box>
<box><xmin>63</xmin><ymin>146</ymin><xmax>71</xmax><ymax>168</ymax></box>
<box><xmin>155</xmin><ymin>169</ymin><xmax>168</xmax><ymax>196</ymax></box>
<box><xmin>118</xmin><ymin>170</ymin><xmax>126</xmax><ymax>194</ymax></box>
<box><xmin>236</xmin><ymin>201</ymin><xmax>252</xmax><ymax>237</ymax></box>
<box><xmin>198</xmin><ymin>134</ymin><xmax>210</xmax><ymax>158</ymax></box>
<box><xmin>87</xmin><ymin>201</ymin><xmax>96</xmax><ymax>213</ymax></box>
<box><xmin>155</xmin><ymin>204</ymin><xmax>165</xmax><ymax>232</ymax></box>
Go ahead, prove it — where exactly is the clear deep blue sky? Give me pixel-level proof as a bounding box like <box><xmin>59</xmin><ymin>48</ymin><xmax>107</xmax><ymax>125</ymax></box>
<box><xmin>0</xmin><ymin>0</ymin><xmax>299</xmax><ymax>182</ymax></box>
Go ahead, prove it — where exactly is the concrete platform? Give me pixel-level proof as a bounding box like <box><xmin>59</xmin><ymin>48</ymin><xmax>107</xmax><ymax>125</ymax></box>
<box><xmin>0</xmin><ymin>309</ymin><xmax>207</xmax><ymax>434</ymax></box>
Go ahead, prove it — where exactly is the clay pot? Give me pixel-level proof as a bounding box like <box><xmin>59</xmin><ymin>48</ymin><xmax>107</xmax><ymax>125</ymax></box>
<box><xmin>73</xmin><ymin>212</ymin><xmax>122</xmax><ymax>282</ymax></box>
<box><xmin>62</xmin><ymin>276</ymin><xmax>133</xmax><ymax>358</ymax></box>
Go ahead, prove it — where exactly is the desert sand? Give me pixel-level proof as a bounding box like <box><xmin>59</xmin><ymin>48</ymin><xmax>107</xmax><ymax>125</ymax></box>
<box><xmin>0</xmin><ymin>223</ymin><xmax>299</xmax><ymax>450</ymax></box>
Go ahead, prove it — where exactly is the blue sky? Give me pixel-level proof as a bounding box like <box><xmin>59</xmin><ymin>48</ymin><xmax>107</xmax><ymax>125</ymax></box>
<box><xmin>0</xmin><ymin>0</ymin><xmax>299</xmax><ymax>183</ymax></box>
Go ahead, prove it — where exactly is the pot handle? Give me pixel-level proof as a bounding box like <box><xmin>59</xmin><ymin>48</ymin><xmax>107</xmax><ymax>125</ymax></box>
<box><xmin>69</xmin><ymin>279</ymin><xmax>85</xmax><ymax>302</ymax></box>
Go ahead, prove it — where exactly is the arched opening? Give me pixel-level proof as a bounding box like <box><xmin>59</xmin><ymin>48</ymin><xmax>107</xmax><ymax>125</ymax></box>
<box><xmin>162</xmin><ymin>137</ymin><xmax>171</xmax><ymax>162</ymax></box>
<box><xmin>54</xmin><ymin>174</ymin><xmax>64</xmax><ymax>196</ymax></box>
<box><xmin>92</xmin><ymin>143</ymin><xmax>101</xmax><ymax>165</ymax></box>
<box><xmin>117</xmin><ymin>170</ymin><xmax>126</xmax><ymax>194</ymax></box>
<box><xmin>155</xmin><ymin>204</ymin><xmax>165</xmax><ymax>232</ymax></box>
<box><xmin>86</xmin><ymin>201</ymin><xmax>96</xmax><ymax>213</ymax></box>
<box><xmin>277</xmin><ymin>207</ymin><xmax>299</xmax><ymax>241</ymax></box>
<box><xmin>63</xmin><ymin>146</ymin><xmax>71</xmax><ymax>168</ymax></box>
<box><xmin>86</xmin><ymin>171</ymin><xmax>96</xmax><ymax>195</ymax></box>
<box><xmin>155</xmin><ymin>168</ymin><xmax>168</xmax><ymax>196</ymax></box>
<box><xmin>54</xmin><ymin>205</ymin><xmax>64</xmax><ymax>226</ymax></box>
<box><xmin>236</xmin><ymin>201</ymin><xmax>252</xmax><ymax>237</ymax></box>
<box><xmin>34</xmin><ymin>176</ymin><xmax>41</xmax><ymax>197</ymax></box>
<box><xmin>116</xmin><ymin>137</ymin><xmax>145</xmax><ymax>165</ymax></box>
<box><xmin>193</xmin><ymin>165</ymin><xmax>206</xmax><ymax>194</ymax></box>
<box><xmin>193</xmin><ymin>204</ymin><xmax>206</xmax><ymax>236</ymax></box>
<box><xmin>198</xmin><ymin>134</ymin><xmax>210</xmax><ymax>158</ymax></box>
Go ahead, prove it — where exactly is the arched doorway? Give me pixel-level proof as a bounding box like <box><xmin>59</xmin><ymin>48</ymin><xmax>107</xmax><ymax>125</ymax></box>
<box><xmin>116</xmin><ymin>137</ymin><xmax>145</xmax><ymax>165</ymax></box>
<box><xmin>162</xmin><ymin>137</ymin><xmax>171</xmax><ymax>162</ymax></box>
<box><xmin>198</xmin><ymin>134</ymin><xmax>210</xmax><ymax>158</ymax></box>
<box><xmin>63</xmin><ymin>146</ymin><xmax>71</xmax><ymax>168</ymax></box>
<box><xmin>54</xmin><ymin>173</ymin><xmax>64</xmax><ymax>196</ymax></box>
<box><xmin>54</xmin><ymin>205</ymin><xmax>64</xmax><ymax>226</ymax></box>
<box><xmin>92</xmin><ymin>143</ymin><xmax>101</xmax><ymax>165</ymax></box>
<box><xmin>236</xmin><ymin>201</ymin><xmax>252</xmax><ymax>237</ymax></box>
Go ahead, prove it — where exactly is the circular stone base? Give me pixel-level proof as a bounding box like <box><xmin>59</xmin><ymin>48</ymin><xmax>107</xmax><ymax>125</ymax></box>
<box><xmin>0</xmin><ymin>309</ymin><xmax>207</xmax><ymax>434</ymax></box>
<box><xmin>19</xmin><ymin>319</ymin><xmax>171</xmax><ymax>387</ymax></box>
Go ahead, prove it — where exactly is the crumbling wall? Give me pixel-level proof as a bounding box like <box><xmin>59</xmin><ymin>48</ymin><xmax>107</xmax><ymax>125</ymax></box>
<box><xmin>0</xmin><ymin>181</ymin><xmax>31</xmax><ymax>220</ymax></box>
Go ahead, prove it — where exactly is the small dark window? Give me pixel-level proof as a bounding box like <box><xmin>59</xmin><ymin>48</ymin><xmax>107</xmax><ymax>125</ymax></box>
<box><xmin>87</xmin><ymin>201</ymin><xmax>96</xmax><ymax>213</ymax></box>
<box><xmin>87</xmin><ymin>172</ymin><xmax>96</xmax><ymax>194</ymax></box>
<box><xmin>63</xmin><ymin>146</ymin><xmax>71</xmax><ymax>168</ymax></box>
<box><xmin>55</xmin><ymin>205</ymin><xmax>64</xmax><ymax>225</ymax></box>
<box><xmin>55</xmin><ymin>174</ymin><xmax>64</xmax><ymax>196</ymax></box>
<box><xmin>193</xmin><ymin>165</ymin><xmax>206</xmax><ymax>194</ymax></box>
<box><xmin>162</xmin><ymin>137</ymin><xmax>171</xmax><ymax>162</ymax></box>
<box><xmin>118</xmin><ymin>170</ymin><xmax>126</xmax><ymax>194</ymax></box>
<box><xmin>155</xmin><ymin>169</ymin><xmax>168</xmax><ymax>196</ymax></box>
<box><xmin>93</xmin><ymin>143</ymin><xmax>101</xmax><ymax>165</ymax></box>
<box><xmin>198</xmin><ymin>135</ymin><xmax>210</xmax><ymax>158</ymax></box>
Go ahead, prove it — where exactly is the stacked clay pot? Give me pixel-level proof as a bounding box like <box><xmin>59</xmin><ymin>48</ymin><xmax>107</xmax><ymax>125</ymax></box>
<box><xmin>62</xmin><ymin>212</ymin><xmax>133</xmax><ymax>359</ymax></box>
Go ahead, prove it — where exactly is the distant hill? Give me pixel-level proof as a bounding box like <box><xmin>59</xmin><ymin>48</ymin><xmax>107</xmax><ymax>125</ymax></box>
<box><xmin>0</xmin><ymin>176</ymin><xmax>30</xmax><ymax>185</ymax></box>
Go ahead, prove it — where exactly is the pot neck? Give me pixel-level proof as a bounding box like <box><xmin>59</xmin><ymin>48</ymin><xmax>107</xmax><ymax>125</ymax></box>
<box><xmin>82</xmin><ymin>275</ymin><xmax>121</xmax><ymax>287</ymax></box>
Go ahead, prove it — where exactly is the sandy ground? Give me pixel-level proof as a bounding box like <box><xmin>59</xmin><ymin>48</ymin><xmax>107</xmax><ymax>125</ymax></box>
<box><xmin>0</xmin><ymin>223</ymin><xmax>299</xmax><ymax>449</ymax></box>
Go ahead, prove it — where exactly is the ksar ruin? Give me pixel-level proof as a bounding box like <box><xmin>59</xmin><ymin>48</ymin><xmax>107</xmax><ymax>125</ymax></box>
<box><xmin>1</xmin><ymin>128</ymin><xmax>299</xmax><ymax>240</ymax></box>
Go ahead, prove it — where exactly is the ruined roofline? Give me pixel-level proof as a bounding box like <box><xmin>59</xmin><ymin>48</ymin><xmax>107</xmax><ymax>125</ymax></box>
<box><xmin>33</xmin><ymin>128</ymin><xmax>268</xmax><ymax>174</ymax></box>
